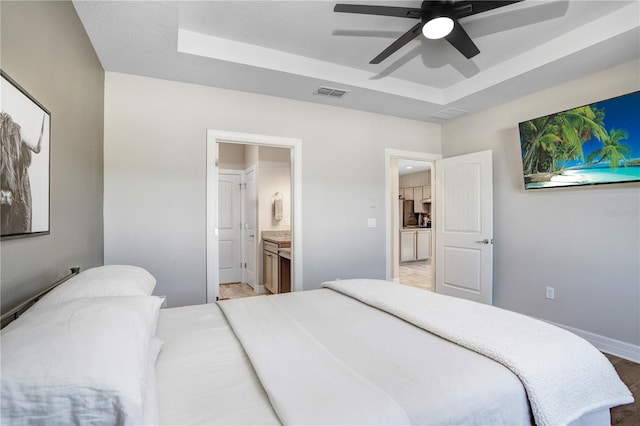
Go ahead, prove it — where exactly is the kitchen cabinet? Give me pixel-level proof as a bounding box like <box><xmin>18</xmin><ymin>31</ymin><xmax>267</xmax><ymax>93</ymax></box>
<box><xmin>263</xmin><ymin>241</ymin><xmax>279</xmax><ymax>294</ymax></box>
<box><xmin>422</xmin><ymin>186</ymin><xmax>431</xmax><ymax>201</ymax></box>
<box><xmin>416</xmin><ymin>230</ymin><xmax>432</xmax><ymax>259</ymax></box>
<box><xmin>401</xmin><ymin>185</ymin><xmax>432</xmax><ymax>213</ymax></box>
<box><xmin>400</xmin><ymin>229</ymin><xmax>431</xmax><ymax>261</ymax></box>
<box><xmin>400</xmin><ymin>231</ymin><xmax>417</xmax><ymax>262</ymax></box>
<box><xmin>417</xmin><ymin>186</ymin><xmax>432</xmax><ymax>213</ymax></box>
<box><xmin>403</xmin><ymin>187</ymin><xmax>414</xmax><ymax>200</ymax></box>
<box><xmin>279</xmin><ymin>250</ymin><xmax>291</xmax><ymax>294</ymax></box>
<box><xmin>412</xmin><ymin>187</ymin><xmax>423</xmax><ymax>212</ymax></box>
<box><xmin>263</xmin><ymin>239</ymin><xmax>291</xmax><ymax>294</ymax></box>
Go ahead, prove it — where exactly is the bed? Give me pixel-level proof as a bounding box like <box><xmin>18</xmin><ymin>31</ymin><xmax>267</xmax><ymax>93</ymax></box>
<box><xmin>1</xmin><ymin>266</ymin><xmax>633</xmax><ymax>425</ymax></box>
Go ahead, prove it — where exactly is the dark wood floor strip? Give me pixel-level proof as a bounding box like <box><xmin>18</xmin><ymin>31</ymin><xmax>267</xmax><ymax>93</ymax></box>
<box><xmin>606</xmin><ymin>353</ymin><xmax>640</xmax><ymax>425</ymax></box>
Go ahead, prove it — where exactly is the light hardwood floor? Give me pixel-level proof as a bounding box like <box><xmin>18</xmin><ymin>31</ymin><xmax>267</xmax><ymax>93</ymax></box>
<box><xmin>222</xmin><ymin>260</ymin><xmax>434</xmax><ymax>299</ymax></box>
<box><xmin>219</xmin><ymin>282</ymin><xmax>261</xmax><ymax>300</ymax></box>
<box><xmin>399</xmin><ymin>259</ymin><xmax>433</xmax><ymax>291</ymax></box>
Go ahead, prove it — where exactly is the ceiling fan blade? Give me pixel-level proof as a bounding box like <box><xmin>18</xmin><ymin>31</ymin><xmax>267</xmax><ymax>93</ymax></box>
<box><xmin>370</xmin><ymin>21</ymin><xmax>424</xmax><ymax>64</ymax></box>
<box><xmin>334</xmin><ymin>4</ymin><xmax>423</xmax><ymax>19</ymax></box>
<box><xmin>452</xmin><ymin>1</ymin><xmax>524</xmax><ymax>20</ymax></box>
<box><xmin>444</xmin><ymin>20</ymin><xmax>480</xmax><ymax>59</ymax></box>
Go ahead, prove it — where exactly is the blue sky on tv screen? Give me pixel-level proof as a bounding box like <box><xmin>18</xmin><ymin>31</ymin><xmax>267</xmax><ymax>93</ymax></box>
<box><xmin>569</xmin><ymin>91</ymin><xmax>640</xmax><ymax>167</ymax></box>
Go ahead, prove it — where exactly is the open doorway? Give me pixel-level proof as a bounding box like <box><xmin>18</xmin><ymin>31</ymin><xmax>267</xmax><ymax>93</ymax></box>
<box><xmin>385</xmin><ymin>149</ymin><xmax>441</xmax><ymax>291</ymax></box>
<box><xmin>398</xmin><ymin>159</ymin><xmax>433</xmax><ymax>291</ymax></box>
<box><xmin>387</xmin><ymin>149</ymin><xmax>494</xmax><ymax>303</ymax></box>
<box><xmin>217</xmin><ymin>144</ymin><xmax>291</xmax><ymax>300</ymax></box>
<box><xmin>206</xmin><ymin>130</ymin><xmax>302</xmax><ymax>303</ymax></box>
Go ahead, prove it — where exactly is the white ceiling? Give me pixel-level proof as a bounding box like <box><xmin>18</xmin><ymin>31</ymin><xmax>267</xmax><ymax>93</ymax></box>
<box><xmin>72</xmin><ymin>0</ymin><xmax>640</xmax><ymax>123</ymax></box>
<box><xmin>398</xmin><ymin>159</ymin><xmax>432</xmax><ymax>176</ymax></box>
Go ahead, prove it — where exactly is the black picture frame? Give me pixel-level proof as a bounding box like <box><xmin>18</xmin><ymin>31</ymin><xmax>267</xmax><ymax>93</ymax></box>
<box><xmin>1</xmin><ymin>70</ymin><xmax>51</xmax><ymax>239</ymax></box>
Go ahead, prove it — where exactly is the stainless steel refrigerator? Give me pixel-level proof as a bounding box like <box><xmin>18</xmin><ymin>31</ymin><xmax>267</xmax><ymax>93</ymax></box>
<box><xmin>401</xmin><ymin>200</ymin><xmax>417</xmax><ymax>227</ymax></box>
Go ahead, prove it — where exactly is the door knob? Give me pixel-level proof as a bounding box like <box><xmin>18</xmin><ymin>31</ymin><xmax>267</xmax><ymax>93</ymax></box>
<box><xmin>476</xmin><ymin>239</ymin><xmax>490</xmax><ymax>244</ymax></box>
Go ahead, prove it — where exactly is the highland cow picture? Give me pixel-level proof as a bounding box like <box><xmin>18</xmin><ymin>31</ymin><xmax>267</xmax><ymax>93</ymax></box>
<box><xmin>1</xmin><ymin>72</ymin><xmax>50</xmax><ymax>239</ymax></box>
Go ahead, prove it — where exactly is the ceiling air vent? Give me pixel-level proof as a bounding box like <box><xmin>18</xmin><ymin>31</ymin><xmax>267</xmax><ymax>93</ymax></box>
<box><xmin>314</xmin><ymin>86</ymin><xmax>349</xmax><ymax>98</ymax></box>
<box><xmin>429</xmin><ymin>108</ymin><xmax>468</xmax><ymax>121</ymax></box>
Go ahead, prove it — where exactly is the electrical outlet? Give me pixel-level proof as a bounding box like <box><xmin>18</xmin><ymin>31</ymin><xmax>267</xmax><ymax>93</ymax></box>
<box><xmin>545</xmin><ymin>287</ymin><xmax>555</xmax><ymax>300</ymax></box>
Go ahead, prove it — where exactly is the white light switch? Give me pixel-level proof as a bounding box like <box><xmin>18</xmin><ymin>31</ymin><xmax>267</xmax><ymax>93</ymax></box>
<box><xmin>368</xmin><ymin>218</ymin><xmax>376</xmax><ymax>228</ymax></box>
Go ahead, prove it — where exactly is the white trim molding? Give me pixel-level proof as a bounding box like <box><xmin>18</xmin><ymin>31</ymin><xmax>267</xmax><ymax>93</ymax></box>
<box><xmin>543</xmin><ymin>319</ymin><xmax>640</xmax><ymax>363</ymax></box>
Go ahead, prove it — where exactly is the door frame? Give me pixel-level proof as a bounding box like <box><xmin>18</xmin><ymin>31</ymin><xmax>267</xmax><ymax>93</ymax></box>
<box><xmin>385</xmin><ymin>149</ymin><xmax>441</xmax><ymax>282</ymax></box>
<box><xmin>206</xmin><ymin>130</ymin><xmax>302</xmax><ymax>303</ymax></box>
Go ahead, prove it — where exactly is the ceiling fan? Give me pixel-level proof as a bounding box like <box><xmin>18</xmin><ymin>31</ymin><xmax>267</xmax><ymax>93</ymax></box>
<box><xmin>334</xmin><ymin>1</ymin><xmax>523</xmax><ymax>64</ymax></box>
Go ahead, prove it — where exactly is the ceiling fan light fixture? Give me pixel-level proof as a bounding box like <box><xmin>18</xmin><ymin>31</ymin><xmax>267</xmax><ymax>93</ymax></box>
<box><xmin>422</xmin><ymin>16</ymin><xmax>454</xmax><ymax>39</ymax></box>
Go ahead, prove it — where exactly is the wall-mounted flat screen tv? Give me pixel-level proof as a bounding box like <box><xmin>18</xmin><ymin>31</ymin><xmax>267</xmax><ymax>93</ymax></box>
<box><xmin>518</xmin><ymin>91</ymin><xmax>640</xmax><ymax>189</ymax></box>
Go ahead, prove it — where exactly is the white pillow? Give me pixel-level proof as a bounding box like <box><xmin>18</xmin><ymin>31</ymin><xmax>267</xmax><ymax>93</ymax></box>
<box><xmin>1</xmin><ymin>296</ymin><xmax>163</xmax><ymax>425</ymax></box>
<box><xmin>28</xmin><ymin>265</ymin><xmax>157</xmax><ymax>312</ymax></box>
<box><xmin>142</xmin><ymin>337</ymin><xmax>163</xmax><ymax>426</ymax></box>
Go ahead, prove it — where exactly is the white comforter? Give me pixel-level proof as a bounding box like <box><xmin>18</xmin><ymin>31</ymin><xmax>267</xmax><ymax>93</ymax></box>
<box><xmin>322</xmin><ymin>279</ymin><xmax>633</xmax><ymax>426</ymax></box>
<box><xmin>155</xmin><ymin>304</ymin><xmax>280</xmax><ymax>425</ymax></box>
<box><xmin>219</xmin><ymin>280</ymin><xmax>632</xmax><ymax>426</ymax></box>
<box><xmin>220</xmin><ymin>294</ymin><xmax>410</xmax><ymax>425</ymax></box>
<box><xmin>219</xmin><ymin>287</ymin><xmax>533</xmax><ymax>425</ymax></box>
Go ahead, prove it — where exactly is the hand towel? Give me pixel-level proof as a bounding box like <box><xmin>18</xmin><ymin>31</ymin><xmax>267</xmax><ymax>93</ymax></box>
<box><xmin>274</xmin><ymin>198</ymin><xmax>283</xmax><ymax>221</ymax></box>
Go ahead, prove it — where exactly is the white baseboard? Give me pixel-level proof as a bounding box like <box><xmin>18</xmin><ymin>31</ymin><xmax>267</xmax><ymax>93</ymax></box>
<box><xmin>544</xmin><ymin>319</ymin><xmax>640</xmax><ymax>363</ymax></box>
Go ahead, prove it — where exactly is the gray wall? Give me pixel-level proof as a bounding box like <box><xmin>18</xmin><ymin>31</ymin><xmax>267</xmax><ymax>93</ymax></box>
<box><xmin>442</xmin><ymin>60</ymin><xmax>640</xmax><ymax>346</ymax></box>
<box><xmin>103</xmin><ymin>72</ymin><xmax>441</xmax><ymax>307</ymax></box>
<box><xmin>0</xmin><ymin>1</ymin><xmax>105</xmax><ymax>312</ymax></box>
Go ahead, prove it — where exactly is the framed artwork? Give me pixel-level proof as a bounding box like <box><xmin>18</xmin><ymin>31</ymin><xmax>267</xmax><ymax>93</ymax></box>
<box><xmin>518</xmin><ymin>91</ymin><xmax>640</xmax><ymax>190</ymax></box>
<box><xmin>1</xmin><ymin>71</ymin><xmax>50</xmax><ymax>239</ymax></box>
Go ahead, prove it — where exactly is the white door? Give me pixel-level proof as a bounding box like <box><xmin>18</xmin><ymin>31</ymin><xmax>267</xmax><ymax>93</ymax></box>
<box><xmin>435</xmin><ymin>150</ymin><xmax>493</xmax><ymax>304</ymax></box>
<box><xmin>218</xmin><ymin>173</ymin><xmax>242</xmax><ymax>284</ymax></box>
<box><xmin>243</xmin><ymin>166</ymin><xmax>257</xmax><ymax>288</ymax></box>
